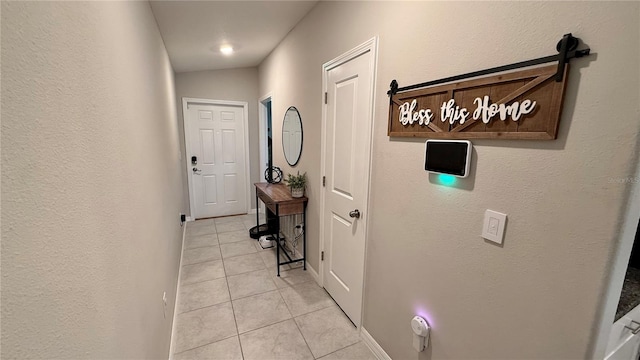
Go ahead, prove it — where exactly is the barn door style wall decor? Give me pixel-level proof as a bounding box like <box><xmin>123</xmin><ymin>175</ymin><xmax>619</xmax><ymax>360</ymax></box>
<box><xmin>387</xmin><ymin>34</ymin><xmax>593</xmax><ymax>140</ymax></box>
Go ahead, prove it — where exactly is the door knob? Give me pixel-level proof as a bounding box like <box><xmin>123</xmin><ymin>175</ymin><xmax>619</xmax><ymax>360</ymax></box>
<box><xmin>192</xmin><ymin>167</ymin><xmax>202</xmax><ymax>175</ymax></box>
<box><xmin>349</xmin><ymin>209</ymin><xmax>361</xmax><ymax>219</ymax></box>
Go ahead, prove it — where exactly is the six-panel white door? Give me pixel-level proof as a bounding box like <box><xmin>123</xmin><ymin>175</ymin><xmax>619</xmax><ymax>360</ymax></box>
<box><xmin>187</xmin><ymin>102</ymin><xmax>247</xmax><ymax>219</ymax></box>
<box><xmin>322</xmin><ymin>43</ymin><xmax>375</xmax><ymax>327</ymax></box>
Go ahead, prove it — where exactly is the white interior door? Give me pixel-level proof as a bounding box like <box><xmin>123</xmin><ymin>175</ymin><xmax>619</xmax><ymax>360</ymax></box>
<box><xmin>186</xmin><ymin>101</ymin><xmax>248</xmax><ymax>219</ymax></box>
<box><xmin>322</xmin><ymin>39</ymin><xmax>376</xmax><ymax>327</ymax></box>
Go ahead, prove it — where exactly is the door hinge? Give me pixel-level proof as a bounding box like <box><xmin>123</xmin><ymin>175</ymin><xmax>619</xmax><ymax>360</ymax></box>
<box><xmin>322</xmin><ymin>176</ymin><xmax>326</xmax><ymax>187</ymax></box>
<box><xmin>324</xmin><ymin>92</ymin><xmax>328</xmax><ymax>104</ymax></box>
<box><xmin>321</xmin><ymin>251</ymin><xmax>324</xmax><ymax>261</ymax></box>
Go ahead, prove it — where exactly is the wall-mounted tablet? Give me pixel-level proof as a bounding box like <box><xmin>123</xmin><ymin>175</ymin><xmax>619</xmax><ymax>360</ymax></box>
<box><xmin>424</xmin><ymin>140</ymin><xmax>472</xmax><ymax>178</ymax></box>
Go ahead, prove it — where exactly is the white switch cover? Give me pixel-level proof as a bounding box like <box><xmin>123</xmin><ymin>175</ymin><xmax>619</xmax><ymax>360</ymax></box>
<box><xmin>482</xmin><ymin>210</ymin><xmax>507</xmax><ymax>244</ymax></box>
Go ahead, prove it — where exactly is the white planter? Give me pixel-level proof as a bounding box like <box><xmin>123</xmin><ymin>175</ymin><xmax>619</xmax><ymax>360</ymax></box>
<box><xmin>291</xmin><ymin>187</ymin><xmax>304</xmax><ymax>198</ymax></box>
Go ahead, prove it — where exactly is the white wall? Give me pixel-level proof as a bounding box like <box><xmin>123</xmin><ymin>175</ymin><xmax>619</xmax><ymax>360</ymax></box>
<box><xmin>259</xmin><ymin>1</ymin><xmax>640</xmax><ymax>358</ymax></box>
<box><xmin>175</xmin><ymin>68</ymin><xmax>260</xmax><ymax>214</ymax></box>
<box><xmin>1</xmin><ymin>2</ymin><xmax>184</xmax><ymax>358</ymax></box>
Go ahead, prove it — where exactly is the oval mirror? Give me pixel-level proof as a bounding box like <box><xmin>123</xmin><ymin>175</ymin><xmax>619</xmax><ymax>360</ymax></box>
<box><xmin>283</xmin><ymin>106</ymin><xmax>303</xmax><ymax>166</ymax></box>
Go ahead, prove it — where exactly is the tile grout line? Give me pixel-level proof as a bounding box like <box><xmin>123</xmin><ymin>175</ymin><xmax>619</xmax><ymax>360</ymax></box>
<box><xmin>186</xmin><ymin>228</ymin><xmax>216</xmax><ymax>233</ymax></box>
<box><xmin>176</xmin><ymin>216</ymin><xmax>268</xmax><ymax>357</ymax></box>
<box><xmin>185</xmin><ymin>230</ymin><xmax>217</xmax><ymax>237</ymax></box>
<box><xmin>221</xmin><ymin>249</ymin><xmax>259</xmax><ymax>260</ymax></box>
<box><xmin>175</xmin><ymin>275</ymin><xmax>230</xmax><ymax>314</ymax></box>
<box><xmin>175</xmin><ymin>300</ymin><xmax>230</xmax><ymax>316</ymax></box>
<box><xmin>315</xmin><ymin>341</ymin><xmax>364</xmax><ymax>360</ymax></box>
<box><xmin>180</xmin><ymin>269</ymin><xmax>322</xmax><ymax>313</ymax></box>
<box><xmin>234</xmin><ymin>290</ymin><xmax>304</xmax><ymax>337</ymax></box>
<box><xmin>172</xmin><ymin>222</ymin><xmax>220</xmax><ymax>357</ymax></box>
<box><xmin>276</xmin><ymin>283</ymin><xmax>337</xmax><ymax>318</ymax></box>
<box><xmin>294</xmin><ymin>305</ymin><xmax>360</xmax><ymax>359</ymax></box>
<box><xmin>224</xmin><ymin>264</ymin><xmax>268</xmax><ymax>278</ymax></box>
<box><xmin>223</xmin><ymin>254</ymin><xmax>246</xmax><ymax>360</ymax></box>
<box><xmin>228</xmin><ymin>267</ymin><xmax>311</xmax><ymax>301</ymax></box>
<box><xmin>215</xmin><ymin>226</ymin><xmax>249</xmax><ymax>235</ymax></box>
<box><xmin>180</xmin><ymin>218</ymin><xmax>329</xmax><ymax>357</ymax></box>
<box><xmin>183</xmin><ymin>242</ymin><xmax>265</xmax><ymax>268</ymax></box>
<box><xmin>184</xmin><ymin>243</ymin><xmax>220</xmax><ymax>250</ymax></box>
<box><xmin>241</xmin><ymin>317</ymin><xmax>291</xmax><ymax>335</ymax></box>
<box><xmin>182</xmin><ymin>258</ymin><xmax>223</xmax><ymax>267</ymax></box>
<box><xmin>277</xmin><ymin>282</ymin><xmax>316</xmax><ymax>359</ymax></box>
<box><xmin>232</xmin><ymin>289</ymin><xmax>292</xmax><ymax>335</ymax></box>
<box><xmin>172</xmin><ymin>333</ymin><xmax>239</xmax><ymax>356</ymax></box>
<box><xmin>181</xmin><ymin>245</ymin><xmax>223</xmax><ymax>267</ymax></box>
<box><xmin>176</xmin><ymin>299</ymin><xmax>231</xmax><ymax>316</ymax></box>
<box><xmin>181</xmin><ymin>272</ymin><xmax>276</xmax><ymax>304</ymax></box>
<box><xmin>291</xmin><ymin>306</ymin><xmax>317</xmax><ymax>359</ymax></box>
<box><xmin>176</xmin><ymin>275</ymin><xmax>341</xmax><ymax>355</ymax></box>
<box><xmin>180</xmin><ymin>274</ymin><xmax>226</xmax><ymax>287</ymax></box>
<box><xmin>219</xmin><ymin>239</ymin><xmax>256</xmax><ymax>246</ymax></box>
<box><xmin>231</xmin><ymin>298</ymin><xmax>343</xmax><ymax>339</ymax></box>
<box><xmin>182</xmin><ymin>233</ymin><xmax>219</xmax><ymax>250</ymax></box>
<box><xmin>236</xmin><ymin>317</ymin><xmax>296</xmax><ymax>341</ymax></box>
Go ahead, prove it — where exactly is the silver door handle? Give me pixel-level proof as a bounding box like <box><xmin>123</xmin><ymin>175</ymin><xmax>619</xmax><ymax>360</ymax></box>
<box><xmin>624</xmin><ymin>320</ymin><xmax>640</xmax><ymax>334</ymax></box>
<box><xmin>349</xmin><ymin>209</ymin><xmax>360</xmax><ymax>219</ymax></box>
<box><xmin>192</xmin><ymin>167</ymin><xmax>202</xmax><ymax>175</ymax></box>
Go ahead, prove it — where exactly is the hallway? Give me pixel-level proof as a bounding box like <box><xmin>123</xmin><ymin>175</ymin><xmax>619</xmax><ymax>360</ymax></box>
<box><xmin>3</xmin><ymin>1</ymin><xmax>640</xmax><ymax>359</ymax></box>
<box><xmin>172</xmin><ymin>216</ymin><xmax>376</xmax><ymax>360</ymax></box>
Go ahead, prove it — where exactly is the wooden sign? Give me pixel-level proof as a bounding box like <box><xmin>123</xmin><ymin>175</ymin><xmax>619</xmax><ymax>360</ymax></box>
<box><xmin>387</xmin><ymin>64</ymin><xmax>569</xmax><ymax>140</ymax></box>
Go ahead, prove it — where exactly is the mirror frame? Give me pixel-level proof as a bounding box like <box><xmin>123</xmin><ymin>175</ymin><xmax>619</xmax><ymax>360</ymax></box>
<box><xmin>282</xmin><ymin>106</ymin><xmax>303</xmax><ymax>167</ymax></box>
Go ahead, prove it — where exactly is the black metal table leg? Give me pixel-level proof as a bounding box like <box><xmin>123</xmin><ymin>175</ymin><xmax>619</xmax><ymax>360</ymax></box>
<box><xmin>255</xmin><ymin>189</ymin><xmax>259</xmax><ymax>230</ymax></box>
<box><xmin>276</xmin><ymin>204</ymin><xmax>280</xmax><ymax>277</ymax></box>
<box><xmin>303</xmin><ymin>203</ymin><xmax>307</xmax><ymax>270</ymax></box>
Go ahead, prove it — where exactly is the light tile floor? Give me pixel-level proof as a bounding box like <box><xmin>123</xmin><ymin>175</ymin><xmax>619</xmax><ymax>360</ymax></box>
<box><xmin>173</xmin><ymin>214</ymin><xmax>376</xmax><ymax>360</ymax></box>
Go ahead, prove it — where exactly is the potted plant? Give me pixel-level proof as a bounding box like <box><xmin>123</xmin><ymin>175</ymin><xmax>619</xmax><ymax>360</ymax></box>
<box><xmin>285</xmin><ymin>171</ymin><xmax>307</xmax><ymax>198</ymax></box>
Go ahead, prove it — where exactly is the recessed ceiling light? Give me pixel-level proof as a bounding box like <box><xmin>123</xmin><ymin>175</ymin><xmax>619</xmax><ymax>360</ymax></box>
<box><xmin>220</xmin><ymin>45</ymin><xmax>233</xmax><ymax>55</ymax></box>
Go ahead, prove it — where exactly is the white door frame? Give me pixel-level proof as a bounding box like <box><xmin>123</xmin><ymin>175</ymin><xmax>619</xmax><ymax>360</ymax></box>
<box><xmin>182</xmin><ymin>97</ymin><xmax>251</xmax><ymax>219</ymax></box>
<box><xmin>319</xmin><ymin>37</ymin><xmax>378</xmax><ymax>328</ymax></box>
<box><xmin>592</xmin><ymin>157</ymin><xmax>640</xmax><ymax>358</ymax></box>
<box><xmin>259</xmin><ymin>94</ymin><xmax>273</xmax><ymax>182</ymax></box>
<box><xmin>258</xmin><ymin>93</ymin><xmax>273</xmax><ymax>215</ymax></box>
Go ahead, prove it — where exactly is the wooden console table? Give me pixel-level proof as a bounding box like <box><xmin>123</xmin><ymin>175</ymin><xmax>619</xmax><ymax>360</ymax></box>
<box><xmin>254</xmin><ymin>183</ymin><xmax>308</xmax><ymax>276</ymax></box>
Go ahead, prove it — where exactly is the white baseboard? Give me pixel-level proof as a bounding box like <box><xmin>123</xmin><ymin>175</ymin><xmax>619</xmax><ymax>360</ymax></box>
<box><xmin>361</xmin><ymin>327</ymin><xmax>391</xmax><ymax>360</ymax></box>
<box><xmin>168</xmin><ymin>223</ymin><xmax>187</xmax><ymax>359</ymax></box>
<box><xmin>248</xmin><ymin>208</ymin><xmax>264</xmax><ymax>215</ymax></box>
<box><xmin>305</xmin><ymin>262</ymin><xmax>321</xmax><ymax>285</ymax></box>
<box><xmin>186</xmin><ymin>216</ymin><xmax>193</xmax><ymax>222</ymax></box>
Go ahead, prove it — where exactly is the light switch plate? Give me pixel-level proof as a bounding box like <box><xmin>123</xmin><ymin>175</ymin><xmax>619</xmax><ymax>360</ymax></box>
<box><xmin>482</xmin><ymin>210</ymin><xmax>507</xmax><ymax>244</ymax></box>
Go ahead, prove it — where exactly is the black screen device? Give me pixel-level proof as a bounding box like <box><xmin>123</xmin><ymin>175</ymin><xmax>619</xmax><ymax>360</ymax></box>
<box><xmin>424</xmin><ymin>140</ymin><xmax>472</xmax><ymax>177</ymax></box>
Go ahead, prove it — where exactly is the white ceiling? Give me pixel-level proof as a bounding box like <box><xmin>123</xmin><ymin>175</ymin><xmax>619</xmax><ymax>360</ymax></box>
<box><xmin>150</xmin><ymin>1</ymin><xmax>318</xmax><ymax>73</ymax></box>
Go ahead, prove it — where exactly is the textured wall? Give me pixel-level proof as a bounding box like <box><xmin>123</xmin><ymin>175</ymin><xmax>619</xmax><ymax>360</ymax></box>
<box><xmin>174</xmin><ymin>68</ymin><xmax>260</xmax><ymax>215</ymax></box>
<box><xmin>1</xmin><ymin>2</ymin><xmax>184</xmax><ymax>358</ymax></box>
<box><xmin>258</xmin><ymin>1</ymin><xmax>640</xmax><ymax>358</ymax></box>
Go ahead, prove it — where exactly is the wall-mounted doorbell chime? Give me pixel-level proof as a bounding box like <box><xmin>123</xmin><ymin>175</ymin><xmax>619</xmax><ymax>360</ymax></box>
<box><xmin>411</xmin><ymin>315</ymin><xmax>431</xmax><ymax>352</ymax></box>
<box><xmin>424</xmin><ymin>139</ymin><xmax>472</xmax><ymax>178</ymax></box>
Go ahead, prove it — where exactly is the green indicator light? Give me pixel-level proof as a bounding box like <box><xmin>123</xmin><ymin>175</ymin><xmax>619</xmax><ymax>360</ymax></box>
<box><xmin>438</xmin><ymin>174</ymin><xmax>457</xmax><ymax>186</ymax></box>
